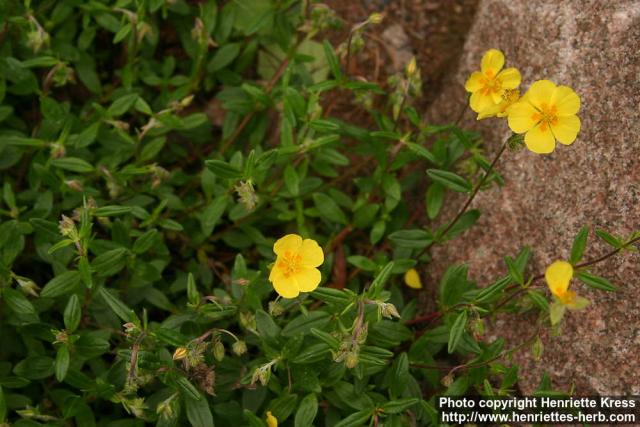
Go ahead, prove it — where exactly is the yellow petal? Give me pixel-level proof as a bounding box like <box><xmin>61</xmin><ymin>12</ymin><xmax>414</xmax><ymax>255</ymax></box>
<box><xmin>554</xmin><ymin>85</ymin><xmax>580</xmax><ymax>116</ymax></box>
<box><xmin>294</xmin><ymin>267</ymin><xmax>321</xmax><ymax>292</ymax></box>
<box><xmin>545</xmin><ymin>261</ymin><xmax>573</xmax><ymax>298</ymax></box>
<box><xmin>300</xmin><ymin>239</ymin><xmax>324</xmax><ymax>268</ymax></box>
<box><xmin>266</xmin><ymin>411</ymin><xmax>278</xmax><ymax>427</ymax></box>
<box><xmin>469</xmin><ymin>90</ymin><xmax>495</xmax><ymax>113</ymax></box>
<box><xmin>270</xmin><ymin>270</ymin><xmax>300</xmax><ymax>298</ymax></box>
<box><xmin>507</xmin><ymin>101</ymin><xmax>539</xmax><ymax>133</ymax></box>
<box><xmin>551</xmin><ymin>115</ymin><xmax>581</xmax><ymax>145</ymax></box>
<box><xmin>490</xmin><ymin>89</ymin><xmax>504</xmax><ymax>105</ymax></box>
<box><xmin>273</xmin><ymin>234</ymin><xmax>302</xmax><ymax>257</ymax></box>
<box><xmin>464</xmin><ymin>71</ymin><xmax>484</xmax><ymax>92</ymax></box>
<box><xmin>477</xmin><ymin>103</ymin><xmax>500</xmax><ymax>120</ymax></box>
<box><xmin>480</xmin><ymin>49</ymin><xmax>504</xmax><ymax>75</ymax></box>
<box><xmin>526</xmin><ymin>80</ymin><xmax>557</xmax><ymax>111</ymax></box>
<box><xmin>497</xmin><ymin>67</ymin><xmax>521</xmax><ymax>89</ymax></box>
<box><xmin>404</xmin><ymin>268</ymin><xmax>422</xmax><ymax>289</ymax></box>
<box><xmin>524</xmin><ymin>123</ymin><xmax>556</xmax><ymax>154</ymax></box>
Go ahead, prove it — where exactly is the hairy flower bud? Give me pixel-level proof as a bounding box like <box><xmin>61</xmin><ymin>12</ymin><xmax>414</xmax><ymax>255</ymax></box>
<box><xmin>344</xmin><ymin>351</ymin><xmax>359</xmax><ymax>369</ymax></box>
<box><xmin>232</xmin><ymin>340</ymin><xmax>247</xmax><ymax>356</ymax></box>
<box><xmin>213</xmin><ymin>340</ymin><xmax>225</xmax><ymax>361</ymax></box>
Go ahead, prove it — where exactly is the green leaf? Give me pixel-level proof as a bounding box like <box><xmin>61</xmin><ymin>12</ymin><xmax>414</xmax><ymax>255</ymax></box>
<box><xmin>108</xmin><ymin>93</ymin><xmax>138</xmax><ymax>116</ymax></box>
<box><xmin>388</xmin><ymin>229</ymin><xmax>432</xmax><ymax>249</ymax></box>
<box><xmin>294</xmin><ymin>393</ymin><xmax>318</xmax><ymax>427</ymax></box>
<box><xmin>185</xmin><ymin>392</ymin><xmax>214</xmax><ymax>427</ymax></box>
<box><xmin>333</xmin><ymin>410</ymin><xmax>371</xmax><ymax>427</ymax></box>
<box><xmin>93</xmin><ymin>205</ymin><xmax>132</xmax><ymax>217</ymax></box>
<box><xmin>201</xmin><ymin>195</ymin><xmax>229</xmax><ymax>235</ymax></box>
<box><xmin>405</xmin><ymin>142</ymin><xmax>437</xmax><ymax>164</ymax></box>
<box><xmin>475</xmin><ymin>276</ymin><xmax>509</xmax><ymax>303</ymax></box>
<box><xmin>41</xmin><ymin>271</ymin><xmax>82</xmax><ymax>298</ymax></box>
<box><xmin>0</xmin><ymin>385</ymin><xmax>6</xmax><ymax>422</ymax></box>
<box><xmin>51</xmin><ymin>157</ymin><xmax>95</xmax><ymax>173</ymax></box>
<box><xmin>208</xmin><ymin>43</ymin><xmax>241</xmax><ymax>72</ymax></box>
<box><xmin>322</xmin><ymin>40</ymin><xmax>342</xmax><ymax>80</ymax></box>
<box><xmin>369</xmin><ymin>261</ymin><xmax>394</xmax><ymax>295</ymax></box>
<box><xmin>256</xmin><ymin>309</ymin><xmax>281</xmax><ymax>339</ymax></box>
<box><xmin>282</xmin><ymin>311</ymin><xmax>330</xmax><ymax>337</ymax></box>
<box><xmin>97</xmin><ymin>287</ymin><xmax>135</xmax><ymax>322</ymax></box>
<box><xmin>575</xmin><ymin>271</ymin><xmax>617</xmax><ymax>291</ymax></box>
<box><xmin>64</xmin><ymin>294</ymin><xmax>81</xmax><ymax>332</ymax></box>
<box><xmin>55</xmin><ymin>345</ymin><xmax>70</xmax><ymax>382</ymax></box>
<box><xmin>595</xmin><ymin>229</ymin><xmax>623</xmax><ymax>248</ymax></box>
<box><xmin>346</xmin><ymin>255</ymin><xmax>377</xmax><ymax>271</ymax></box>
<box><xmin>381</xmin><ymin>398</ymin><xmax>419</xmax><ymax>414</ymax></box>
<box><xmin>527</xmin><ymin>290</ymin><xmax>549</xmax><ymax>312</ymax></box>
<box><xmin>205</xmin><ymin>159</ymin><xmax>242</xmax><ymax>179</ymax></box>
<box><xmin>426</xmin><ymin>183</ymin><xmax>444</xmax><ymax>219</ymax></box>
<box><xmin>448</xmin><ymin>310</ymin><xmax>468</xmax><ymax>354</ymax></box>
<box><xmin>569</xmin><ymin>226</ymin><xmax>589</xmax><ymax>264</ymax></box>
<box><xmin>269</xmin><ymin>393</ymin><xmax>298</xmax><ymax>422</ymax></box>
<box><xmin>312</xmin><ymin>193</ymin><xmax>348</xmax><ymax>224</ymax></box>
<box><xmin>426</xmin><ymin>169</ymin><xmax>472</xmax><ymax>193</ymax></box>
<box><xmin>504</xmin><ymin>256</ymin><xmax>524</xmax><ymax>285</ymax></box>
<box><xmin>132</xmin><ymin>229</ymin><xmax>158</xmax><ymax>254</ymax></box>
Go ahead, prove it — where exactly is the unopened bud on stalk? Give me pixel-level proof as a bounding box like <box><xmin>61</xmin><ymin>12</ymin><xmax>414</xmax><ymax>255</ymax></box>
<box><xmin>172</xmin><ymin>347</ymin><xmax>188</xmax><ymax>361</ymax></box>
<box><xmin>368</xmin><ymin>13</ymin><xmax>384</xmax><ymax>24</ymax></box>
<box><xmin>232</xmin><ymin>340</ymin><xmax>247</xmax><ymax>356</ymax></box>
<box><xmin>213</xmin><ymin>340</ymin><xmax>225</xmax><ymax>361</ymax></box>
<box><xmin>344</xmin><ymin>351</ymin><xmax>359</xmax><ymax>369</ymax></box>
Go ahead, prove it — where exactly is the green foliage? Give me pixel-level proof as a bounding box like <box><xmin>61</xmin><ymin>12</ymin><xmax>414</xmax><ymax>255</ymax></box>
<box><xmin>0</xmin><ymin>0</ymin><xmax>637</xmax><ymax>426</ymax></box>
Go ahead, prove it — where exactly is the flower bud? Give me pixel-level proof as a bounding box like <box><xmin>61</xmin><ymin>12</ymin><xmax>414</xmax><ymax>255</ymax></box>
<box><xmin>380</xmin><ymin>302</ymin><xmax>400</xmax><ymax>319</ymax></box>
<box><xmin>406</xmin><ymin>56</ymin><xmax>417</xmax><ymax>77</ymax></box>
<box><xmin>239</xmin><ymin>312</ymin><xmax>257</xmax><ymax>331</ymax></box>
<box><xmin>173</xmin><ymin>347</ymin><xmax>188</xmax><ymax>361</ymax></box>
<box><xmin>65</xmin><ymin>180</ymin><xmax>84</xmax><ymax>192</ymax></box>
<box><xmin>368</xmin><ymin>13</ymin><xmax>384</xmax><ymax>24</ymax></box>
<box><xmin>213</xmin><ymin>340</ymin><xmax>225</xmax><ymax>361</ymax></box>
<box><xmin>268</xmin><ymin>300</ymin><xmax>284</xmax><ymax>317</ymax></box>
<box><xmin>232</xmin><ymin>340</ymin><xmax>247</xmax><ymax>356</ymax></box>
<box><xmin>344</xmin><ymin>351</ymin><xmax>359</xmax><ymax>369</ymax></box>
<box><xmin>441</xmin><ymin>373</ymin><xmax>455</xmax><ymax>387</ymax></box>
<box><xmin>235</xmin><ymin>180</ymin><xmax>259</xmax><ymax>212</ymax></box>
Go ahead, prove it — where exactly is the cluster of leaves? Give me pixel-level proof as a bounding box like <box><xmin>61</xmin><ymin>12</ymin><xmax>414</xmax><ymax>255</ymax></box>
<box><xmin>1</xmin><ymin>1</ymin><xmax>638</xmax><ymax>426</ymax></box>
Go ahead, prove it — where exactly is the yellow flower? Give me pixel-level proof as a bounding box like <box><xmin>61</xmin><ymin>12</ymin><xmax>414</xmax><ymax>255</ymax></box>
<box><xmin>403</xmin><ymin>268</ymin><xmax>422</xmax><ymax>289</ymax></box>
<box><xmin>476</xmin><ymin>88</ymin><xmax>520</xmax><ymax>120</ymax></box>
<box><xmin>464</xmin><ymin>49</ymin><xmax>521</xmax><ymax>114</ymax></box>
<box><xmin>268</xmin><ymin>234</ymin><xmax>324</xmax><ymax>298</ymax></box>
<box><xmin>544</xmin><ymin>260</ymin><xmax>588</xmax><ymax>309</ymax></box>
<box><xmin>507</xmin><ymin>80</ymin><xmax>581</xmax><ymax>154</ymax></box>
<box><xmin>266</xmin><ymin>411</ymin><xmax>278</xmax><ymax>427</ymax></box>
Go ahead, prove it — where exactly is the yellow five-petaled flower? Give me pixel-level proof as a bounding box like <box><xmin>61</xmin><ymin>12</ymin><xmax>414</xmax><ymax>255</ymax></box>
<box><xmin>508</xmin><ymin>80</ymin><xmax>581</xmax><ymax>154</ymax></box>
<box><xmin>268</xmin><ymin>234</ymin><xmax>324</xmax><ymax>298</ymax></box>
<box><xmin>464</xmin><ymin>49</ymin><xmax>521</xmax><ymax>115</ymax></box>
<box><xmin>544</xmin><ymin>260</ymin><xmax>588</xmax><ymax>309</ymax></box>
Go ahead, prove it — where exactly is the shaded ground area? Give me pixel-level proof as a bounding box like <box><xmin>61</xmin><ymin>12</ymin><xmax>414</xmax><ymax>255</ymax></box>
<box><xmin>323</xmin><ymin>0</ymin><xmax>479</xmax><ymax>124</ymax></box>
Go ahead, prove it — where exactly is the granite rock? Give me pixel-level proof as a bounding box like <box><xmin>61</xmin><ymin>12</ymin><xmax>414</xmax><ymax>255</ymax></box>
<box><xmin>424</xmin><ymin>0</ymin><xmax>640</xmax><ymax>394</ymax></box>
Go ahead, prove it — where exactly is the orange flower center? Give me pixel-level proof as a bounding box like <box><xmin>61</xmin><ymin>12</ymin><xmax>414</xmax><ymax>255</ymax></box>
<box><xmin>479</xmin><ymin>69</ymin><xmax>501</xmax><ymax>95</ymax></box>
<box><xmin>531</xmin><ymin>102</ymin><xmax>559</xmax><ymax>132</ymax></box>
<box><xmin>556</xmin><ymin>289</ymin><xmax>576</xmax><ymax>306</ymax></box>
<box><xmin>276</xmin><ymin>250</ymin><xmax>302</xmax><ymax>278</ymax></box>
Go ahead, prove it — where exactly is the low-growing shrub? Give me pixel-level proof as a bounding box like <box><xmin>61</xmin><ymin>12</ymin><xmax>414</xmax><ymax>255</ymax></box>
<box><xmin>0</xmin><ymin>1</ymin><xmax>637</xmax><ymax>426</ymax></box>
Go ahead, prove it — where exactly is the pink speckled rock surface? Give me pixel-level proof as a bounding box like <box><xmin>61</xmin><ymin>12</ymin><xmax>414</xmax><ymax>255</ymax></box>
<box><xmin>424</xmin><ymin>0</ymin><xmax>640</xmax><ymax>394</ymax></box>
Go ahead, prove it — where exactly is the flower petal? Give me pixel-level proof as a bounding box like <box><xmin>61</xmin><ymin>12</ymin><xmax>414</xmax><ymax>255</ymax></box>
<box><xmin>477</xmin><ymin>103</ymin><xmax>500</xmax><ymax>120</ymax></box>
<box><xmin>524</xmin><ymin>123</ymin><xmax>556</xmax><ymax>154</ymax></box>
<box><xmin>464</xmin><ymin>71</ymin><xmax>484</xmax><ymax>92</ymax></box>
<box><xmin>480</xmin><ymin>49</ymin><xmax>504</xmax><ymax>75</ymax></box>
<box><xmin>507</xmin><ymin>101</ymin><xmax>539</xmax><ymax>133</ymax></box>
<box><xmin>497</xmin><ymin>67</ymin><xmax>521</xmax><ymax>89</ymax></box>
<box><xmin>404</xmin><ymin>268</ymin><xmax>422</xmax><ymax>289</ymax></box>
<box><xmin>526</xmin><ymin>80</ymin><xmax>557</xmax><ymax>111</ymax></box>
<box><xmin>294</xmin><ymin>267</ymin><xmax>321</xmax><ymax>292</ymax></box>
<box><xmin>469</xmin><ymin>90</ymin><xmax>495</xmax><ymax>113</ymax></box>
<box><xmin>273</xmin><ymin>234</ymin><xmax>302</xmax><ymax>256</ymax></box>
<box><xmin>300</xmin><ymin>238</ymin><xmax>324</xmax><ymax>268</ymax></box>
<box><xmin>551</xmin><ymin>115</ymin><xmax>581</xmax><ymax>145</ymax></box>
<box><xmin>554</xmin><ymin>85</ymin><xmax>580</xmax><ymax>116</ymax></box>
<box><xmin>525</xmin><ymin>123</ymin><xmax>556</xmax><ymax>154</ymax></box>
<box><xmin>545</xmin><ymin>261</ymin><xmax>573</xmax><ymax>298</ymax></box>
<box><xmin>490</xmin><ymin>89</ymin><xmax>504</xmax><ymax>105</ymax></box>
<box><xmin>270</xmin><ymin>270</ymin><xmax>300</xmax><ymax>298</ymax></box>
